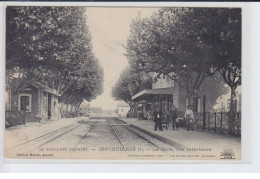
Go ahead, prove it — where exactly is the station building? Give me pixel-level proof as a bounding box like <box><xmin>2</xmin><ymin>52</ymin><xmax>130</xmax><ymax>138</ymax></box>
<box><xmin>5</xmin><ymin>82</ymin><xmax>61</xmax><ymax>126</ymax></box>
<box><xmin>131</xmin><ymin>72</ymin><xmax>241</xmax><ymax>115</ymax></box>
<box><xmin>132</xmin><ymin>73</ymin><xmax>189</xmax><ymax>115</ymax></box>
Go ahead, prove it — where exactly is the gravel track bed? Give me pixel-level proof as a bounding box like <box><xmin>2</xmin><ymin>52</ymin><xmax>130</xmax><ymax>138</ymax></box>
<box><xmin>8</xmin><ymin>117</ymin><xmax>179</xmax><ymax>155</ymax></box>
<box><xmin>109</xmin><ymin>122</ymin><xmax>154</xmax><ymax>149</ymax></box>
<box><xmin>6</xmin><ymin>124</ymin><xmax>81</xmax><ymax>154</ymax></box>
<box><xmin>76</xmin><ymin>120</ymin><xmax>122</xmax><ymax>149</ymax></box>
<box><xmin>40</xmin><ymin>124</ymin><xmax>92</xmax><ymax>149</ymax></box>
<box><xmin>110</xmin><ymin>118</ymin><xmax>180</xmax><ymax>150</ymax></box>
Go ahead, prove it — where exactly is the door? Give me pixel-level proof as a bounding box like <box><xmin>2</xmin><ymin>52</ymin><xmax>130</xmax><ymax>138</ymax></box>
<box><xmin>21</xmin><ymin>96</ymin><xmax>29</xmax><ymax>111</ymax></box>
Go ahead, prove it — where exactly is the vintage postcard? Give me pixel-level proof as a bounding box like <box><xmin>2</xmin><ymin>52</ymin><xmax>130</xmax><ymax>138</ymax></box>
<box><xmin>3</xmin><ymin>4</ymin><xmax>245</xmax><ymax>162</ymax></box>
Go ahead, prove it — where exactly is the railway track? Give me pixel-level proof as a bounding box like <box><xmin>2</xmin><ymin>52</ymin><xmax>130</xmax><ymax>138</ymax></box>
<box><xmin>5</xmin><ymin>124</ymin><xmax>76</xmax><ymax>151</ymax></box>
<box><xmin>74</xmin><ymin>121</ymin><xmax>97</xmax><ymax>147</ymax></box>
<box><xmin>107</xmin><ymin>119</ymin><xmax>126</xmax><ymax>148</ymax></box>
<box><xmin>106</xmin><ymin>118</ymin><xmax>162</xmax><ymax>149</ymax></box>
<box><xmin>29</xmin><ymin>125</ymin><xmax>81</xmax><ymax>152</ymax></box>
<box><xmin>110</xmin><ymin>117</ymin><xmax>184</xmax><ymax>148</ymax></box>
<box><xmin>5</xmin><ymin>123</ymin><xmax>82</xmax><ymax>153</ymax></box>
<box><xmin>6</xmin><ymin>117</ymin><xmax>182</xmax><ymax>156</ymax></box>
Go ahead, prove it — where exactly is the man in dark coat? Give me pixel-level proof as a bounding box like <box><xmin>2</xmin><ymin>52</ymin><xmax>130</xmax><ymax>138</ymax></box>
<box><xmin>170</xmin><ymin>105</ymin><xmax>179</xmax><ymax>131</ymax></box>
<box><xmin>153</xmin><ymin>106</ymin><xmax>163</xmax><ymax>131</ymax></box>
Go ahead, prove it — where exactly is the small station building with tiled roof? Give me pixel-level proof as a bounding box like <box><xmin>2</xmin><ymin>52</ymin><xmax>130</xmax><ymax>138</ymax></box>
<box><xmin>6</xmin><ymin>82</ymin><xmax>61</xmax><ymax>126</ymax></box>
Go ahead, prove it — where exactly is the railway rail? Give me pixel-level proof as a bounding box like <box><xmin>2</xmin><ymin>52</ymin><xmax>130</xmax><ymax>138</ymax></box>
<box><xmin>74</xmin><ymin>121</ymin><xmax>97</xmax><ymax>147</ymax></box>
<box><xmin>111</xmin><ymin>117</ymin><xmax>184</xmax><ymax>148</ymax></box>
<box><xmin>5</xmin><ymin>124</ymin><xmax>76</xmax><ymax>151</ymax></box>
<box><xmin>107</xmin><ymin>119</ymin><xmax>126</xmax><ymax>148</ymax></box>
<box><xmin>6</xmin><ymin>117</ymin><xmax>182</xmax><ymax>156</ymax></box>
<box><xmin>106</xmin><ymin>118</ymin><xmax>161</xmax><ymax>149</ymax></box>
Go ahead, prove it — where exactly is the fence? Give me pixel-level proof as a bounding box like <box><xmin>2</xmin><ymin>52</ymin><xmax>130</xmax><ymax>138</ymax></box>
<box><xmin>130</xmin><ymin>110</ymin><xmax>241</xmax><ymax>136</ymax></box>
<box><xmin>5</xmin><ymin>110</ymin><xmax>26</xmax><ymax>127</ymax></box>
<box><xmin>187</xmin><ymin>112</ymin><xmax>241</xmax><ymax>136</ymax></box>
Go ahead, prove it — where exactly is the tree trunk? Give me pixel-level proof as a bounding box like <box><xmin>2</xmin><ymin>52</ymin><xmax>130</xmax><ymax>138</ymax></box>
<box><xmin>129</xmin><ymin>102</ymin><xmax>135</xmax><ymax>112</ymax></box>
<box><xmin>229</xmin><ymin>87</ymin><xmax>237</xmax><ymax>135</ymax></box>
<box><xmin>75</xmin><ymin>103</ymin><xmax>81</xmax><ymax>117</ymax></box>
<box><xmin>59</xmin><ymin>103</ymin><xmax>64</xmax><ymax>118</ymax></box>
<box><xmin>133</xmin><ymin>104</ymin><xmax>138</xmax><ymax>118</ymax></box>
<box><xmin>128</xmin><ymin>101</ymin><xmax>137</xmax><ymax>118</ymax></box>
<box><xmin>186</xmin><ymin>92</ymin><xmax>194</xmax><ymax>108</ymax></box>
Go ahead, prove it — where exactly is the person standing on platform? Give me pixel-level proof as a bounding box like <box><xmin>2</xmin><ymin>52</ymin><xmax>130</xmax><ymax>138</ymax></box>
<box><xmin>185</xmin><ymin>105</ymin><xmax>194</xmax><ymax>131</ymax></box>
<box><xmin>153</xmin><ymin>106</ymin><xmax>163</xmax><ymax>131</ymax></box>
<box><xmin>170</xmin><ymin>105</ymin><xmax>179</xmax><ymax>131</ymax></box>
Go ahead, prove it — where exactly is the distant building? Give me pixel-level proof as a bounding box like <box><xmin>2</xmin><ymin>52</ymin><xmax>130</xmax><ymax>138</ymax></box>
<box><xmin>6</xmin><ymin>82</ymin><xmax>61</xmax><ymax>126</ymax></box>
<box><xmin>117</xmin><ymin>102</ymin><xmax>130</xmax><ymax>117</ymax></box>
<box><xmin>213</xmin><ymin>85</ymin><xmax>241</xmax><ymax>112</ymax></box>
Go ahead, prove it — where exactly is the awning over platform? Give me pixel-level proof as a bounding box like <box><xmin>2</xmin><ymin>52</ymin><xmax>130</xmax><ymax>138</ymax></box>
<box><xmin>131</xmin><ymin>87</ymin><xmax>173</xmax><ymax>101</ymax></box>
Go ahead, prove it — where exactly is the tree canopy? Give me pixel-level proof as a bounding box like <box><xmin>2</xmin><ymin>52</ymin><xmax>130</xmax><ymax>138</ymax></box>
<box><xmin>6</xmin><ymin>7</ymin><xmax>104</xmax><ymax>106</ymax></box>
<box><xmin>125</xmin><ymin>7</ymin><xmax>241</xmax><ymax>105</ymax></box>
<box><xmin>111</xmin><ymin>67</ymin><xmax>152</xmax><ymax>110</ymax></box>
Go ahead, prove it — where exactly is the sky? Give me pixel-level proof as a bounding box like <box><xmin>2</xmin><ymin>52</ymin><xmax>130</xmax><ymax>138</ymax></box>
<box><xmin>86</xmin><ymin>7</ymin><xmax>158</xmax><ymax>110</ymax></box>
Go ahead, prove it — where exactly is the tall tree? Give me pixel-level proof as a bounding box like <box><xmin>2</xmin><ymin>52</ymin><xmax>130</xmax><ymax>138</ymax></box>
<box><xmin>125</xmin><ymin>8</ymin><xmax>216</xmax><ymax>105</ymax></box>
<box><xmin>126</xmin><ymin>7</ymin><xmax>241</xmax><ymax>134</ymax></box>
<box><xmin>186</xmin><ymin>8</ymin><xmax>241</xmax><ymax>133</ymax></box>
<box><xmin>111</xmin><ymin>67</ymin><xmax>152</xmax><ymax>111</ymax></box>
<box><xmin>6</xmin><ymin>7</ymin><xmax>104</xmax><ymax>108</ymax></box>
<box><xmin>208</xmin><ymin>8</ymin><xmax>241</xmax><ymax>134</ymax></box>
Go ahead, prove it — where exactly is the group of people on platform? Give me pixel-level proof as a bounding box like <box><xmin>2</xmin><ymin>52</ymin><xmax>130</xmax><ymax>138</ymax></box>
<box><xmin>152</xmin><ymin>105</ymin><xmax>194</xmax><ymax>131</ymax></box>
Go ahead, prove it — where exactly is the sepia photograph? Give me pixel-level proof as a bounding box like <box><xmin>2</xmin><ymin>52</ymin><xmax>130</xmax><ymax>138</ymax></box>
<box><xmin>4</xmin><ymin>5</ymin><xmax>242</xmax><ymax>161</ymax></box>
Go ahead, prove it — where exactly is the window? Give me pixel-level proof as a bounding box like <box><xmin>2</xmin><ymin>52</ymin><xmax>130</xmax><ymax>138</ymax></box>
<box><xmin>21</xmin><ymin>96</ymin><xmax>29</xmax><ymax>110</ymax></box>
<box><xmin>193</xmin><ymin>97</ymin><xmax>201</xmax><ymax>112</ymax></box>
<box><xmin>18</xmin><ymin>94</ymin><xmax>32</xmax><ymax>112</ymax></box>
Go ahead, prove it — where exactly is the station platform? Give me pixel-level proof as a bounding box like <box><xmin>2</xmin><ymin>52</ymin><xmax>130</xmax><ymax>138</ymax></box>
<box><xmin>116</xmin><ymin>117</ymin><xmax>241</xmax><ymax>158</ymax></box>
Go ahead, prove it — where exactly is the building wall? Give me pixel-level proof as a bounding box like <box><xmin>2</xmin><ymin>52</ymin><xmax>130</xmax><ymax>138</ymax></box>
<box><xmin>152</xmin><ymin>73</ymin><xmax>174</xmax><ymax>89</ymax></box>
<box><xmin>41</xmin><ymin>92</ymin><xmax>48</xmax><ymax>121</ymax></box>
<box><xmin>213</xmin><ymin>85</ymin><xmax>242</xmax><ymax>112</ymax></box>
<box><xmin>31</xmin><ymin>87</ymin><xmax>39</xmax><ymax>118</ymax></box>
<box><xmin>17</xmin><ymin>86</ymin><xmax>39</xmax><ymax>122</ymax></box>
<box><xmin>150</xmin><ymin>73</ymin><xmax>188</xmax><ymax>112</ymax></box>
<box><xmin>142</xmin><ymin>72</ymin><xmax>234</xmax><ymax>116</ymax></box>
<box><xmin>5</xmin><ymin>91</ymin><xmax>11</xmax><ymax>111</ymax></box>
<box><xmin>6</xmin><ymin>85</ymin><xmax>62</xmax><ymax>124</ymax></box>
<box><xmin>50</xmin><ymin>95</ymin><xmax>59</xmax><ymax>119</ymax></box>
<box><xmin>177</xmin><ymin>84</ymin><xmax>187</xmax><ymax>112</ymax></box>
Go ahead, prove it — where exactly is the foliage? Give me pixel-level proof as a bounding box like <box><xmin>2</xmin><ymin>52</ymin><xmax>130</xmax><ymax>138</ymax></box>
<box><xmin>6</xmin><ymin>7</ymin><xmax>104</xmax><ymax>106</ymax></box>
<box><xmin>198</xmin><ymin>72</ymin><xmax>229</xmax><ymax>111</ymax></box>
<box><xmin>126</xmin><ymin>7</ymin><xmax>241</xmax><ymax>134</ymax></box>
<box><xmin>125</xmin><ymin>8</ymin><xmax>241</xmax><ymax>104</ymax></box>
<box><xmin>111</xmin><ymin>67</ymin><xmax>152</xmax><ymax>110</ymax></box>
